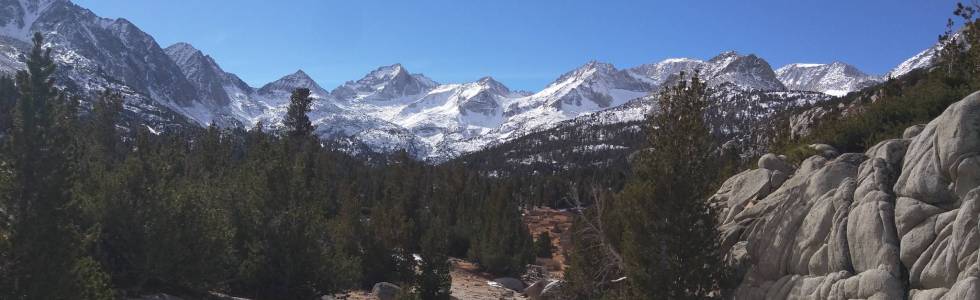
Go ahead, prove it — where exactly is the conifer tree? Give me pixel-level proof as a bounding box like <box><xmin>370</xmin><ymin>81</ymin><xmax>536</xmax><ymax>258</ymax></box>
<box><xmin>284</xmin><ymin>88</ymin><xmax>315</xmax><ymax>140</ymax></box>
<box><xmin>614</xmin><ymin>72</ymin><xmax>728</xmax><ymax>299</ymax></box>
<box><xmin>414</xmin><ymin>217</ymin><xmax>452</xmax><ymax>300</ymax></box>
<box><xmin>1</xmin><ymin>32</ymin><xmax>111</xmax><ymax>299</ymax></box>
<box><xmin>470</xmin><ymin>184</ymin><xmax>534</xmax><ymax>276</ymax></box>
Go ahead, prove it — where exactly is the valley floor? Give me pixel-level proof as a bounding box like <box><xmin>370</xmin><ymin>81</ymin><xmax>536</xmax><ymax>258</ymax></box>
<box><xmin>333</xmin><ymin>207</ymin><xmax>574</xmax><ymax>300</ymax></box>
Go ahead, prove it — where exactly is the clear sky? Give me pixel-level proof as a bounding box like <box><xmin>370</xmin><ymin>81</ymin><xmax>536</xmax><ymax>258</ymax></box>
<box><xmin>74</xmin><ymin>0</ymin><xmax>959</xmax><ymax>91</ymax></box>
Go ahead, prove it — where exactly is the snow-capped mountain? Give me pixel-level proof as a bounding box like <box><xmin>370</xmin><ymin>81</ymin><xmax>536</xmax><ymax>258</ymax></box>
<box><xmin>245</xmin><ymin>68</ymin><xmax>432</xmax><ymax>155</ymax></box>
<box><xmin>887</xmin><ymin>44</ymin><xmax>940</xmax><ymax>79</ymax></box>
<box><xmin>331</xmin><ymin>64</ymin><xmax>438</xmax><ymax>102</ymax></box>
<box><xmin>0</xmin><ymin>0</ymin><xmax>211</xmax><ymax>130</ymax></box>
<box><xmin>164</xmin><ymin>42</ymin><xmax>260</xmax><ymax>126</ymax></box>
<box><xmin>629</xmin><ymin>57</ymin><xmax>706</xmax><ymax>87</ymax></box>
<box><xmin>257</xmin><ymin>70</ymin><xmax>329</xmax><ymax>103</ymax></box>
<box><xmin>704</xmin><ymin>51</ymin><xmax>786</xmax><ymax>91</ymax></box>
<box><xmin>423</xmin><ymin>61</ymin><xmax>654</xmax><ymax>158</ymax></box>
<box><xmin>775</xmin><ymin>62</ymin><xmax>880</xmax><ymax>96</ymax></box>
<box><xmin>0</xmin><ymin>0</ymin><xmax>948</xmax><ymax>161</ymax></box>
<box><xmin>629</xmin><ymin>51</ymin><xmax>786</xmax><ymax>91</ymax></box>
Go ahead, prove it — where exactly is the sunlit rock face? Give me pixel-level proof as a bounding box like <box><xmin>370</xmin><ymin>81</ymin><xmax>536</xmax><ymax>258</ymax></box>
<box><xmin>711</xmin><ymin>91</ymin><xmax>980</xmax><ymax>299</ymax></box>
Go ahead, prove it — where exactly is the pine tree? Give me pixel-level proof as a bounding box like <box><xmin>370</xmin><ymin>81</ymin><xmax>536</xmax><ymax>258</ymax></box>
<box><xmin>414</xmin><ymin>217</ymin><xmax>452</xmax><ymax>300</ymax></box>
<box><xmin>470</xmin><ymin>183</ymin><xmax>534</xmax><ymax>276</ymax></box>
<box><xmin>75</xmin><ymin>90</ymin><xmax>125</xmax><ymax>229</ymax></box>
<box><xmin>614</xmin><ymin>72</ymin><xmax>728</xmax><ymax>299</ymax></box>
<box><xmin>0</xmin><ymin>32</ymin><xmax>111</xmax><ymax>299</ymax></box>
<box><xmin>284</xmin><ymin>88</ymin><xmax>315</xmax><ymax>140</ymax></box>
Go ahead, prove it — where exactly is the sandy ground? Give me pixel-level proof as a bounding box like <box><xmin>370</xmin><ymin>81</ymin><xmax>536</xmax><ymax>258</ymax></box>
<box><xmin>330</xmin><ymin>259</ymin><xmax>526</xmax><ymax>300</ymax></box>
<box><xmin>448</xmin><ymin>258</ymin><xmax>527</xmax><ymax>300</ymax></box>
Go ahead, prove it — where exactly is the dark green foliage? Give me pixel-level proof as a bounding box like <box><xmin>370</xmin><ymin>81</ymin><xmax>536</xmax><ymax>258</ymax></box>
<box><xmin>468</xmin><ymin>185</ymin><xmax>534</xmax><ymax>276</ymax></box>
<box><xmin>535</xmin><ymin>231</ymin><xmax>554</xmax><ymax>258</ymax></box>
<box><xmin>0</xmin><ymin>76</ymin><xmax>16</xmax><ymax>135</ymax></box>
<box><xmin>614</xmin><ymin>73</ymin><xmax>728</xmax><ymax>299</ymax></box>
<box><xmin>0</xmin><ymin>32</ymin><xmax>112</xmax><ymax>300</ymax></box>
<box><xmin>284</xmin><ymin>87</ymin><xmax>315</xmax><ymax>139</ymax></box>
<box><xmin>412</xmin><ymin>218</ymin><xmax>452</xmax><ymax>300</ymax></box>
<box><xmin>0</xmin><ymin>50</ymin><xmax>531</xmax><ymax>298</ymax></box>
<box><xmin>565</xmin><ymin>74</ymin><xmax>729</xmax><ymax>299</ymax></box>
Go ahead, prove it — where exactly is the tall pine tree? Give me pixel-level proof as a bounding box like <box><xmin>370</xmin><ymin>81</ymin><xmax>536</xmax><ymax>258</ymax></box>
<box><xmin>613</xmin><ymin>72</ymin><xmax>728</xmax><ymax>299</ymax></box>
<box><xmin>284</xmin><ymin>88</ymin><xmax>315</xmax><ymax>140</ymax></box>
<box><xmin>0</xmin><ymin>32</ymin><xmax>111</xmax><ymax>299</ymax></box>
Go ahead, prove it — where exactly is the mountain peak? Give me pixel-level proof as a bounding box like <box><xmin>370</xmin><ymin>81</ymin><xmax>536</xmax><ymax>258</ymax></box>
<box><xmin>775</xmin><ymin>61</ymin><xmax>878</xmax><ymax>96</ymax></box>
<box><xmin>164</xmin><ymin>42</ymin><xmax>204</xmax><ymax>63</ymax></box>
<box><xmin>166</xmin><ymin>42</ymin><xmax>198</xmax><ymax>52</ymax></box>
<box><xmin>582</xmin><ymin>60</ymin><xmax>616</xmax><ymax>72</ymax></box>
<box><xmin>330</xmin><ymin>63</ymin><xmax>437</xmax><ymax>101</ymax></box>
<box><xmin>710</xmin><ymin>50</ymin><xmax>742</xmax><ymax>61</ymax></box>
<box><xmin>703</xmin><ymin>51</ymin><xmax>785</xmax><ymax>90</ymax></box>
<box><xmin>473</xmin><ymin>76</ymin><xmax>511</xmax><ymax>94</ymax></box>
<box><xmin>556</xmin><ymin>61</ymin><xmax>618</xmax><ymax>83</ymax></box>
<box><xmin>289</xmin><ymin>69</ymin><xmax>312</xmax><ymax>79</ymax></box>
<box><xmin>477</xmin><ymin>76</ymin><xmax>499</xmax><ymax>84</ymax></box>
<box><xmin>258</xmin><ymin>69</ymin><xmax>327</xmax><ymax>98</ymax></box>
<box><xmin>366</xmin><ymin>63</ymin><xmax>408</xmax><ymax>80</ymax></box>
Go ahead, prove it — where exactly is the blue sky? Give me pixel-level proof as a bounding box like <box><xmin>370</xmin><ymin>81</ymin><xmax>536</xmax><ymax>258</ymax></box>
<box><xmin>74</xmin><ymin>0</ymin><xmax>959</xmax><ymax>91</ymax></box>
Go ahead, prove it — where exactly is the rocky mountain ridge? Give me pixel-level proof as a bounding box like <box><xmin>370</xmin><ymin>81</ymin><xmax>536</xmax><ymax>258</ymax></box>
<box><xmin>0</xmin><ymin>0</ymin><xmax>946</xmax><ymax>160</ymax></box>
<box><xmin>776</xmin><ymin>62</ymin><xmax>881</xmax><ymax>96</ymax></box>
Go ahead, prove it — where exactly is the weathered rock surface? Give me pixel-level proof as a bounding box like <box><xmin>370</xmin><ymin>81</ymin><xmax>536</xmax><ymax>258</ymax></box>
<box><xmin>713</xmin><ymin>92</ymin><xmax>980</xmax><ymax>299</ymax></box>
<box><xmin>759</xmin><ymin>153</ymin><xmax>795</xmax><ymax>174</ymax></box>
<box><xmin>371</xmin><ymin>282</ymin><xmax>401</xmax><ymax>300</ymax></box>
<box><xmin>903</xmin><ymin>124</ymin><xmax>926</xmax><ymax>139</ymax></box>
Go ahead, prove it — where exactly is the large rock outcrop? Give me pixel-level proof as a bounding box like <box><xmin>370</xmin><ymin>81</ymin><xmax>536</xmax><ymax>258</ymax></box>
<box><xmin>712</xmin><ymin>91</ymin><xmax>980</xmax><ymax>299</ymax></box>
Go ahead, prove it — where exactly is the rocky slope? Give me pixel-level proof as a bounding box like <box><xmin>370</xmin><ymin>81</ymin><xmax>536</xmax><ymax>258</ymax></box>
<box><xmin>710</xmin><ymin>92</ymin><xmax>980</xmax><ymax>299</ymax></box>
<box><xmin>0</xmin><ymin>0</ymin><xmax>215</xmax><ymax>131</ymax></box>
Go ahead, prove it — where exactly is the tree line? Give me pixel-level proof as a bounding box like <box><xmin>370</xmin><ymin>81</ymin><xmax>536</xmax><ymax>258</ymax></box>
<box><xmin>0</xmin><ymin>33</ymin><xmax>533</xmax><ymax>300</ymax></box>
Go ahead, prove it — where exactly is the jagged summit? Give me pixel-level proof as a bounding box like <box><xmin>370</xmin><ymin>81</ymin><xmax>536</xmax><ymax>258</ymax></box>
<box><xmin>257</xmin><ymin>69</ymin><xmax>328</xmax><ymax>99</ymax></box>
<box><xmin>289</xmin><ymin>69</ymin><xmax>313</xmax><ymax>80</ymax></box>
<box><xmin>705</xmin><ymin>51</ymin><xmax>786</xmax><ymax>91</ymax></box>
<box><xmin>164</xmin><ymin>42</ymin><xmax>207</xmax><ymax>67</ymax></box>
<box><xmin>330</xmin><ymin>63</ymin><xmax>439</xmax><ymax>101</ymax></box>
<box><xmin>474</xmin><ymin>76</ymin><xmax>511</xmax><ymax>94</ymax></box>
<box><xmin>708</xmin><ymin>50</ymin><xmax>741</xmax><ymax>62</ymax></box>
<box><xmin>628</xmin><ymin>51</ymin><xmax>785</xmax><ymax>91</ymax></box>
